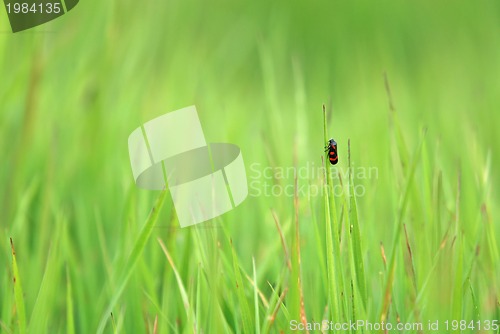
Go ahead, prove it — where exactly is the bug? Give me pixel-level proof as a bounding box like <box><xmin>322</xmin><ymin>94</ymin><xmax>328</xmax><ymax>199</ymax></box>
<box><xmin>324</xmin><ymin>138</ymin><xmax>338</xmax><ymax>165</ymax></box>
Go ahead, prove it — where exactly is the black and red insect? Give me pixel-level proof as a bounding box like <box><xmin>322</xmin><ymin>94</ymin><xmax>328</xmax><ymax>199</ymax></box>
<box><xmin>324</xmin><ymin>138</ymin><xmax>338</xmax><ymax>165</ymax></box>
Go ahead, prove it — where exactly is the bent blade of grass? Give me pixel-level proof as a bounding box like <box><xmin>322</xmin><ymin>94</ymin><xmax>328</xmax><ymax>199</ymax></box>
<box><xmin>262</xmin><ymin>279</ymin><xmax>289</xmax><ymax>334</ymax></box>
<box><xmin>10</xmin><ymin>238</ymin><xmax>26</xmax><ymax>334</ymax></box>
<box><xmin>143</xmin><ymin>290</ymin><xmax>177</xmax><ymax>332</ymax></box>
<box><xmin>96</xmin><ymin>189</ymin><xmax>168</xmax><ymax>334</ymax></box>
<box><xmin>260</xmin><ymin>260</ymin><xmax>288</xmax><ymax>333</ymax></box>
<box><xmin>158</xmin><ymin>238</ymin><xmax>196</xmax><ymax>332</ymax></box>
<box><xmin>158</xmin><ymin>246</ymin><xmax>176</xmax><ymax>333</ymax></box>
<box><xmin>244</xmin><ymin>273</ymin><xmax>269</xmax><ymax>309</ymax></box>
<box><xmin>272</xmin><ymin>209</ymin><xmax>291</xmax><ymax>270</ymax></box>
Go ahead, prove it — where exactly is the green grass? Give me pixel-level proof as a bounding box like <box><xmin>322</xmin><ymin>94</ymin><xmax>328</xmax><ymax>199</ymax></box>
<box><xmin>9</xmin><ymin>238</ymin><xmax>26</xmax><ymax>334</ymax></box>
<box><xmin>1</xmin><ymin>1</ymin><xmax>500</xmax><ymax>333</ymax></box>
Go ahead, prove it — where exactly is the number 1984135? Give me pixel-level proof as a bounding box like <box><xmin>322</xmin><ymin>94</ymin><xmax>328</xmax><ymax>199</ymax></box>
<box><xmin>6</xmin><ymin>2</ymin><xmax>62</xmax><ymax>14</ymax></box>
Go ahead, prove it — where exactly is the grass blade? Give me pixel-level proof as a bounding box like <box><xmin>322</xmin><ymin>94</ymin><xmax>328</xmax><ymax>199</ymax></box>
<box><xmin>380</xmin><ymin>128</ymin><xmax>427</xmax><ymax>322</ymax></box>
<box><xmin>252</xmin><ymin>257</ymin><xmax>261</xmax><ymax>334</ymax></box>
<box><xmin>29</xmin><ymin>217</ymin><xmax>64</xmax><ymax>332</ymax></box>
<box><xmin>323</xmin><ymin>104</ymin><xmax>341</xmax><ymax>322</ymax></box>
<box><xmin>10</xmin><ymin>238</ymin><xmax>26</xmax><ymax>334</ymax></box>
<box><xmin>66</xmin><ymin>266</ymin><xmax>76</xmax><ymax>334</ymax></box>
<box><xmin>230</xmin><ymin>239</ymin><xmax>253</xmax><ymax>334</ymax></box>
<box><xmin>348</xmin><ymin>139</ymin><xmax>367</xmax><ymax>308</ymax></box>
<box><xmin>158</xmin><ymin>238</ymin><xmax>196</xmax><ymax>332</ymax></box>
<box><xmin>96</xmin><ymin>189</ymin><xmax>168</xmax><ymax>334</ymax></box>
<box><xmin>110</xmin><ymin>313</ymin><xmax>117</xmax><ymax>334</ymax></box>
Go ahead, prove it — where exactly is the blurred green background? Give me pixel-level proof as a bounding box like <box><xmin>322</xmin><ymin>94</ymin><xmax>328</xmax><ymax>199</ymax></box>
<box><xmin>1</xmin><ymin>1</ymin><xmax>499</xmax><ymax>333</ymax></box>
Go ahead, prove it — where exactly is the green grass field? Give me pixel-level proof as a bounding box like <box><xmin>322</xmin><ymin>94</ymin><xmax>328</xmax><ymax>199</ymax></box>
<box><xmin>1</xmin><ymin>1</ymin><xmax>499</xmax><ymax>333</ymax></box>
